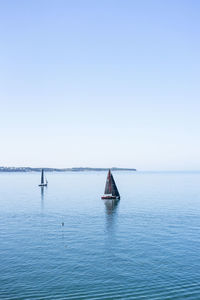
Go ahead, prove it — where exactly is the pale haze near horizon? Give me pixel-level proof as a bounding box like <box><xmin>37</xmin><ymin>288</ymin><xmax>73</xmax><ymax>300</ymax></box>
<box><xmin>0</xmin><ymin>0</ymin><xmax>200</xmax><ymax>171</ymax></box>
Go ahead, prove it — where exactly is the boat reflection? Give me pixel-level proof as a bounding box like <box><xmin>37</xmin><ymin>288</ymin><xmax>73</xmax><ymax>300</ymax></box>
<box><xmin>40</xmin><ymin>186</ymin><xmax>47</xmax><ymax>210</ymax></box>
<box><xmin>103</xmin><ymin>199</ymin><xmax>119</xmax><ymax>234</ymax></box>
<box><xmin>104</xmin><ymin>199</ymin><xmax>119</xmax><ymax>215</ymax></box>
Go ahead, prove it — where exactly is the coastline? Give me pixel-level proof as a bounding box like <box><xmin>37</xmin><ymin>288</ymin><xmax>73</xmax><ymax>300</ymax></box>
<box><xmin>0</xmin><ymin>167</ymin><xmax>137</xmax><ymax>172</ymax></box>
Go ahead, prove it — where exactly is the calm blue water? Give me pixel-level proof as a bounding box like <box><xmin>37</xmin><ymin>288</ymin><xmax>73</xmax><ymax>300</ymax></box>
<box><xmin>1</xmin><ymin>171</ymin><xmax>200</xmax><ymax>299</ymax></box>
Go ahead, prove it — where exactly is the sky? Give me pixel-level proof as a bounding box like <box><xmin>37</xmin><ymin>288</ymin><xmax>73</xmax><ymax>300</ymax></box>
<box><xmin>0</xmin><ymin>0</ymin><xmax>200</xmax><ymax>170</ymax></box>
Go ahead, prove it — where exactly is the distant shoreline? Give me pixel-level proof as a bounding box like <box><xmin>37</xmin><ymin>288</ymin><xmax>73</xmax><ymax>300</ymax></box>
<box><xmin>0</xmin><ymin>167</ymin><xmax>137</xmax><ymax>172</ymax></box>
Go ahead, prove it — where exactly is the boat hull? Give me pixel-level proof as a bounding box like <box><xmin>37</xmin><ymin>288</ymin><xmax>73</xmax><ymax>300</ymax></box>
<box><xmin>101</xmin><ymin>195</ymin><xmax>120</xmax><ymax>200</ymax></box>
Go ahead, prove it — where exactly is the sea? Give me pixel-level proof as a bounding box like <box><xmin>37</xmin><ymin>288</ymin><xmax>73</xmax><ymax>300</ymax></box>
<box><xmin>1</xmin><ymin>171</ymin><xmax>200</xmax><ymax>299</ymax></box>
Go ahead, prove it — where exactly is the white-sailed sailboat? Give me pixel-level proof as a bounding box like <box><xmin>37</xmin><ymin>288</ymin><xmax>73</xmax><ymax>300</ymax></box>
<box><xmin>38</xmin><ymin>169</ymin><xmax>48</xmax><ymax>187</ymax></box>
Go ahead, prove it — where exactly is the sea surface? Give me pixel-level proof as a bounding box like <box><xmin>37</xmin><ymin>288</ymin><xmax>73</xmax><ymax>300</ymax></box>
<box><xmin>1</xmin><ymin>171</ymin><xmax>200</xmax><ymax>299</ymax></box>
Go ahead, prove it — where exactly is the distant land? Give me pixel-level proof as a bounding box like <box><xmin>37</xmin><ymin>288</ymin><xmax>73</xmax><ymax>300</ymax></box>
<box><xmin>0</xmin><ymin>167</ymin><xmax>137</xmax><ymax>172</ymax></box>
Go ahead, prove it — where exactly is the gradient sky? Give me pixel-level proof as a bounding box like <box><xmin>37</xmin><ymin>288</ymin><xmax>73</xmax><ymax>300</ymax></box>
<box><xmin>0</xmin><ymin>0</ymin><xmax>200</xmax><ymax>170</ymax></box>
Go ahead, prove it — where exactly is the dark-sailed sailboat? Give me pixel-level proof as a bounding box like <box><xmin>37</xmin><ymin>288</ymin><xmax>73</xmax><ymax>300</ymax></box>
<box><xmin>101</xmin><ymin>169</ymin><xmax>120</xmax><ymax>200</ymax></box>
<box><xmin>38</xmin><ymin>169</ymin><xmax>48</xmax><ymax>187</ymax></box>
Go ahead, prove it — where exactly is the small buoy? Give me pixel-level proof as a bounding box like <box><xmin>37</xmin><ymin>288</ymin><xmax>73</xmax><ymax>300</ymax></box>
<box><xmin>62</xmin><ymin>222</ymin><xmax>64</xmax><ymax>226</ymax></box>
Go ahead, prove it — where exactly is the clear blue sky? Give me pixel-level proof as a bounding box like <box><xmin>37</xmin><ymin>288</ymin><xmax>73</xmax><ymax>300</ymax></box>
<box><xmin>0</xmin><ymin>0</ymin><xmax>200</xmax><ymax>170</ymax></box>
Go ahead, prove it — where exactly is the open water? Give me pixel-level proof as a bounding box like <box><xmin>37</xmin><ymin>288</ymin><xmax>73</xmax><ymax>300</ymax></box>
<box><xmin>1</xmin><ymin>171</ymin><xmax>200</xmax><ymax>299</ymax></box>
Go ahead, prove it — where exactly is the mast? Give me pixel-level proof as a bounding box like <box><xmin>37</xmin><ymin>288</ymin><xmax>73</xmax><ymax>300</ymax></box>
<box><xmin>41</xmin><ymin>169</ymin><xmax>44</xmax><ymax>184</ymax></box>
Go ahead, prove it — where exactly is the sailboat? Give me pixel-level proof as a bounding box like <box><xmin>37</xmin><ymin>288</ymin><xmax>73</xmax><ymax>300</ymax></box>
<box><xmin>101</xmin><ymin>169</ymin><xmax>120</xmax><ymax>200</ymax></box>
<box><xmin>38</xmin><ymin>169</ymin><xmax>48</xmax><ymax>187</ymax></box>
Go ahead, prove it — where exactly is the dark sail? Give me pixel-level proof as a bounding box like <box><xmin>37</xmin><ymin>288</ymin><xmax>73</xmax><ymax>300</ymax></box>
<box><xmin>41</xmin><ymin>169</ymin><xmax>44</xmax><ymax>184</ymax></box>
<box><xmin>110</xmin><ymin>173</ymin><xmax>120</xmax><ymax>197</ymax></box>
<box><xmin>104</xmin><ymin>169</ymin><xmax>120</xmax><ymax>197</ymax></box>
<box><xmin>104</xmin><ymin>169</ymin><xmax>112</xmax><ymax>194</ymax></box>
